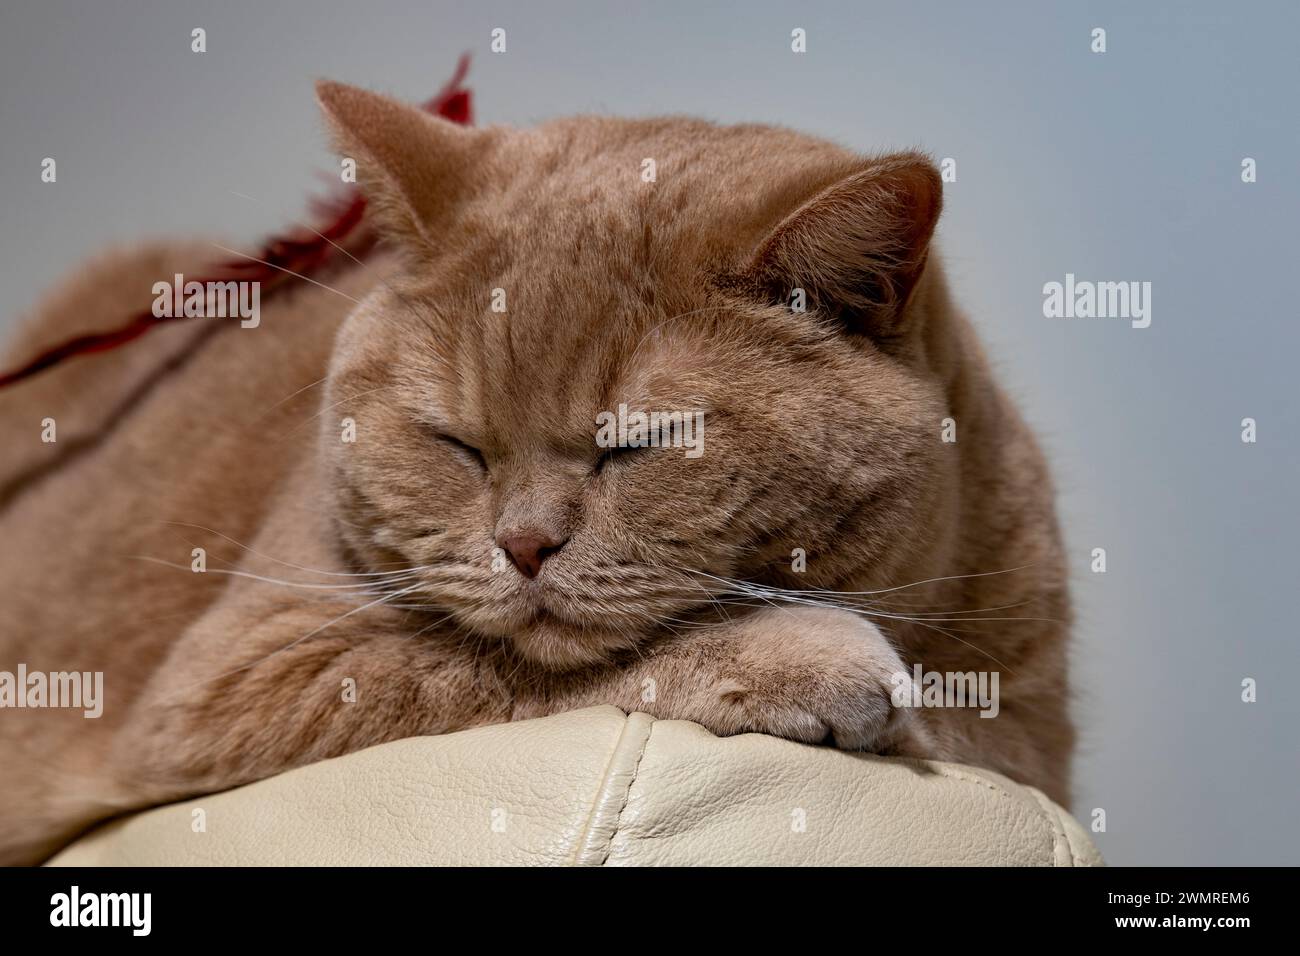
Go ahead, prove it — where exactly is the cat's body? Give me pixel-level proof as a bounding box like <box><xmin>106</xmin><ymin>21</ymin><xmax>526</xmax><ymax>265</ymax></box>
<box><xmin>0</xmin><ymin>87</ymin><xmax>1072</xmax><ymax>864</ymax></box>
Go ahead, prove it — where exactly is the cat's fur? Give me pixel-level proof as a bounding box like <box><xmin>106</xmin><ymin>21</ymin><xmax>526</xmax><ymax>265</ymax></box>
<box><xmin>0</xmin><ymin>83</ymin><xmax>1073</xmax><ymax>864</ymax></box>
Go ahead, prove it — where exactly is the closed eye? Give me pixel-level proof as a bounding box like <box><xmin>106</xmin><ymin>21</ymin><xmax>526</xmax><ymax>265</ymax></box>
<box><xmin>595</xmin><ymin>443</ymin><xmax>651</xmax><ymax>474</ymax></box>
<box><xmin>424</xmin><ymin>426</ymin><xmax>487</xmax><ymax>472</ymax></box>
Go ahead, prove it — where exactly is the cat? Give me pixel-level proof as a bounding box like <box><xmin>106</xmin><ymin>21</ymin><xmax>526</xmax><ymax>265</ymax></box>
<box><xmin>0</xmin><ymin>81</ymin><xmax>1073</xmax><ymax>865</ymax></box>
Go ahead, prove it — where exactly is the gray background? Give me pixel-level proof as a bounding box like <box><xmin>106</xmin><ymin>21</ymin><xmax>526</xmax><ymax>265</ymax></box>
<box><xmin>2</xmin><ymin>1</ymin><xmax>1296</xmax><ymax>865</ymax></box>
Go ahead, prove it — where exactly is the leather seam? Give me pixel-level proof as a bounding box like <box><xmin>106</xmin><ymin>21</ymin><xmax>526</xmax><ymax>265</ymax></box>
<box><xmin>597</xmin><ymin>717</ymin><xmax>654</xmax><ymax>867</ymax></box>
<box><xmin>1025</xmin><ymin>786</ymin><xmax>1084</xmax><ymax>866</ymax></box>
<box><xmin>918</xmin><ymin>763</ymin><xmax>1058</xmax><ymax>865</ymax></box>
<box><xmin>571</xmin><ymin>713</ymin><xmax>635</xmax><ymax>865</ymax></box>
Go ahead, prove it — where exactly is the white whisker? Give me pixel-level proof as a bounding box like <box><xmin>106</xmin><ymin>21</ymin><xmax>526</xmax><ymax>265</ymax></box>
<box><xmin>165</xmin><ymin>582</ymin><xmax>424</xmax><ymax>699</ymax></box>
<box><xmin>209</xmin><ymin>242</ymin><xmax>361</xmax><ymax>304</ymax></box>
<box><xmin>130</xmin><ymin>555</ymin><xmax>424</xmax><ymax>592</ymax></box>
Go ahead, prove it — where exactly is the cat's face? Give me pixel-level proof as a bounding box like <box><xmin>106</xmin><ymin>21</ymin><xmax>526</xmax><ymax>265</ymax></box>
<box><xmin>317</xmin><ymin>84</ymin><xmax>948</xmax><ymax>669</ymax></box>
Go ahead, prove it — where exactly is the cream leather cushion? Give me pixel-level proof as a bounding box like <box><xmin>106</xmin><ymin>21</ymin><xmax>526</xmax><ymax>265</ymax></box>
<box><xmin>48</xmin><ymin>706</ymin><xmax>1101</xmax><ymax>866</ymax></box>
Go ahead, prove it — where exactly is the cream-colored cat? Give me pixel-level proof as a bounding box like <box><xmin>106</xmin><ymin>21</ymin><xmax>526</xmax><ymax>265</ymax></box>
<box><xmin>0</xmin><ymin>82</ymin><xmax>1072</xmax><ymax>864</ymax></box>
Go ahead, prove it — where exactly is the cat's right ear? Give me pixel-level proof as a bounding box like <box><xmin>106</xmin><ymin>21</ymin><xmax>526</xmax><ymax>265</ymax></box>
<box><xmin>315</xmin><ymin>80</ymin><xmax>487</xmax><ymax>254</ymax></box>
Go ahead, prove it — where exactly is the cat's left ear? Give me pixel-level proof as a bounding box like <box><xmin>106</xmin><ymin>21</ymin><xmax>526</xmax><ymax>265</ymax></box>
<box><xmin>745</xmin><ymin>153</ymin><xmax>942</xmax><ymax>338</ymax></box>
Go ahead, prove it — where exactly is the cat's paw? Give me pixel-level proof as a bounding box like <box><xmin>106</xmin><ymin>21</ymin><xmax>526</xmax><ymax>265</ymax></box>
<box><xmin>701</xmin><ymin>605</ymin><xmax>927</xmax><ymax>753</ymax></box>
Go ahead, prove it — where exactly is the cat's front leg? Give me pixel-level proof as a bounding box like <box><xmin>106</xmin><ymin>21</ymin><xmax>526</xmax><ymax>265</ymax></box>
<box><xmin>109</xmin><ymin>596</ymin><xmax>514</xmax><ymax>806</ymax></box>
<box><xmin>514</xmin><ymin>605</ymin><xmax>940</xmax><ymax>757</ymax></box>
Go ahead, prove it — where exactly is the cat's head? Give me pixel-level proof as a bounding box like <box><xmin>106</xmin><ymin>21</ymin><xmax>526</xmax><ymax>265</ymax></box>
<box><xmin>315</xmin><ymin>81</ymin><xmax>952</xmax><ymax>669</ymax></box>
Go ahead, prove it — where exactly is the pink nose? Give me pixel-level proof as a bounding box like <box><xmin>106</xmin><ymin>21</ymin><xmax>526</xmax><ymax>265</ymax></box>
<box><xmin>498</xmin><ymin>533</ymin><xmax>567</xmax><ymax>579</ymax></box>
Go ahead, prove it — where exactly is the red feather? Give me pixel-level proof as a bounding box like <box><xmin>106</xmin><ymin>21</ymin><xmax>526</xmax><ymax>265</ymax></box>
<box><xmin>0</xmin><ymin>55</ymin><xmax>473</xmax><ymax>390</ymax></box>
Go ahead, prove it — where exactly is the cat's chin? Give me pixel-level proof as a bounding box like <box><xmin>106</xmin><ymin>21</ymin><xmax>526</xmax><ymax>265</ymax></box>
<box><xmin>508</xmin><ymin>613</ymin><xmax>639</xmax><ymax>671</ymax></box>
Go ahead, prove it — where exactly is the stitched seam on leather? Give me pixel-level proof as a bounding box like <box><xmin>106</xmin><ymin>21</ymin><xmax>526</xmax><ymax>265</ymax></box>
<box><xmin>1024</xmin><ymin>786</ymin><xmax>1073</xmax><ymax>866</ymax></box>
<box><xmin>1024</xmin><ymin>790</ymin><xmax>1066</xmax><ymax>863</ymax></box>
<box><xmin>922</xmin><ymin>763</ymin><xmax>1057</xmax><ymax>865</ymax></box>
<box><xmin>597</xmin><ymin>718</ymin><xmax>654</xmax><ymax>867</ymax></box>
<box><xmin>571</xmin><ymin>711</ymin><xmax>654</xmax><ymax>866</ymax></box>
<box><xmin>570</xmin><ymin>712</ymin><xmax>635</xmax><ymax>866</ymax></box>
